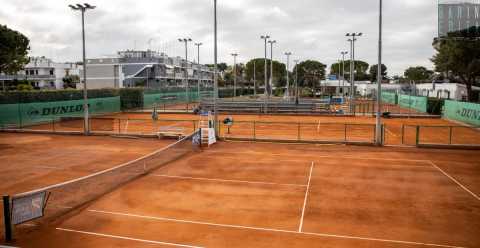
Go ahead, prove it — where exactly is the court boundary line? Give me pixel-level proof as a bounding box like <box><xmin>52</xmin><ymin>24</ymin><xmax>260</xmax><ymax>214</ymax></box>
<box><xmin>298</xmin><ymin>161</ymin><xmax>314</xmax><ymax>232</ymax></box>
<box><xmin>205</xmin><ymin>151</ymin><xmax>434</xmax><ymax>164</ymax></box>
<box><xmin>56</xmin><ymin>228</ymin><xmax>204</xmax><ymax>248</ymax></box>
<box><xmin>429</xmin><ymin>160</ymin><xmax>480</xmax><ymax>201</ymax></box>
<box><xmin>87</xmin><ymin>209</ymin><xmax>465</xmax><ymax>248</ymax></box>
<box><xmin>150</xmin><ymin>174</ymin><xmax>307</xmax><ymax>187</ymax></box>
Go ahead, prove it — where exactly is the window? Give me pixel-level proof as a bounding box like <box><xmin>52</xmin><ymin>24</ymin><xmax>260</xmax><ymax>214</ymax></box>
<box><xmin>35</xmin><ymin>70</ymin><xmax>38</xmax><ymax>75</ymax></box>
<box><xmin>50</xmin><ymin>69</ymin><xmax>54</xmax><ymax>75</ymax></box>
<box><xmin>476</xmin><ymin>6</ymin><xmax>479</xmax><ymax>19</ymax></box>
<box><xmin>449</xmin><ymin>7</ymin><xmax>453</xmax><ymax>19</ymax></box>
<box><xmin>458</xmin><ymin>6</ymin><xmax>462</xmax><ymax>19</ymax></box>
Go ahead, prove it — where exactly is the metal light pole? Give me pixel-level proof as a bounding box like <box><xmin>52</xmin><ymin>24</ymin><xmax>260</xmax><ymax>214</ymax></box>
<box><xmin>284</xmin><ymin>52</ymin><xmax>292</xmax><ymax>100</ymax></box>
<box><xmin>179</xmin><ymin>38</ymin><xmax>192</xmax><ymax>105</ymax></box>
<box><xmin>195</xmin><ymin>42</ymin><xmax>203</xmax><ymax>102</ymax></box>
<box><xmin>260</xmin><ymin>35</ymin><xmax>270</xmax><ymax>113</ymax></box>
<box><xmin>346</xmin><ymin>32</ymin><xmax>362</xmax><ymax>114</ymax></box>
<box><xmin>213</xmin><ymin>0</ymin><xmax>218</xmax><ymax>136</ymax></box>
<box><xmin>268</xmin><ymin>40</ymin><xmax>276</xmax><ymax>97</ymax></box>
<box><xmin>231</xmin><ymin>53</ymin><xmax>238</xmax><ymax>98</ymax></box>
<box><xmin>294</xmin><ymin>59</ymin><xmax>300</xmax><ymax>104</ymax></box>
<box><xmin>69</xmin><ymin>3</ymin><xmax>95</xmax><ymax>135</ymax></box>
<box><xmin>376</xmin><ymin>0</ymin><xmax>383</xmax><ymax>146</ymax></box>
<box><xmin>253</xmin><ymin>60</ymin><xmax>256</xmax><ymax>96</ymax></box>
<box><xmin>341</xmin><ymin>51</ymin><xmax>348</xmax><ymax>97</ymax></box>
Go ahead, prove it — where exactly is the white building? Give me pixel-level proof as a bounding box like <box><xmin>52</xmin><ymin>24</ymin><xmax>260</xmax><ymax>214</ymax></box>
<box><xmin>0</xmin><ymin>56</ymin><xmax>82</xmax><ymax>90</ymax></box>
<box><xmin>416</xmin><ymin>83</ymin><xmax>480</xmax><ymax>101</ymax></box>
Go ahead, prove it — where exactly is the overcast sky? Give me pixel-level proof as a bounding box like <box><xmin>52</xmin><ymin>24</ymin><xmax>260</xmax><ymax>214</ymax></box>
<box><xmin>0</xmin><ymin>0</ymin><xmax>438</xmax><ymax>76</ymax></box>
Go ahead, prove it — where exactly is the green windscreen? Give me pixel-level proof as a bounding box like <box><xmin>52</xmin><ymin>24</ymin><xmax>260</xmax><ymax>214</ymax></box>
<box><xmin>0</xmin><ymin>96</ymin><xmax>120</xmax><ymax>128</ymax></box>
<box><xmin>398</xmin><ymin>94</ymin><xmax>428</xmax><ymax>113</ymax></box>
<box><xmin>444</xmin><ymin>100</ymin><xmax>480</xmax><ymax>127</ymax></box>
<box><xmin>381</xmin><ymin>91</ymin><xmax>397</xmax><ymax>104</ymax></box>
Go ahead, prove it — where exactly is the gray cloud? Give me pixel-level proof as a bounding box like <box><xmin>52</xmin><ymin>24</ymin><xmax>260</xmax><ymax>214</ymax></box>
<box><xmin>0</xmin><ymin>0</ymin><xmax>439</xmax><ymax>76</ymax></box>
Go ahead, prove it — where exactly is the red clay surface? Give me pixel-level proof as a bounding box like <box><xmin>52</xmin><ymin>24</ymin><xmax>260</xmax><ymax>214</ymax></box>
<box><xmin>23</xmin><ymin>112</ymin><xmax>480</xmax><ymax>146</ymax></box>
<box><xmin>12</xmin><ymin>141</ymin><xmax>480</xmax><ymax>248</ymax></box>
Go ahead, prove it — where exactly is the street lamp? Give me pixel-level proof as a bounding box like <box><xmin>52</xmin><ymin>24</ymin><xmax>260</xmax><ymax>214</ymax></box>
<box><xmin>179</xmin><ymin>38</ymin><xmax>192</xmax><ymax>105</ymax></box>
<box><xmin>268</xmin><ymin>40</ymin><xmax>277</xmax><ymax>97</ymax></box>
<box><xmin>376</xmin><ymin>0</ymin><xmax>383</xmax><ymax>146</ymax></box>
<box><xmin>284</xmin><ymin>52</ymin><xmax>292</xmax><ymax>100</ymax></box>
<box><xmin>260</xmin><ymin>35</ymin><xmax>270</xmax><ymax>113</ymax></box>
<box><xmin>213</xmin><ymin>0</ymin><xmax>219</xmax><ymax>136</ymax></box>
<box><xmin>346</xmin><ymin>32</ymin><xmax>362</xmax><ymax>114</ymax></box>
<box><xmin>340</xmin><ymin>51</ymin><xmax>348</xmax><ymax>97</ymax></box>
<box><xmin>294</xmin><ymin>59</ymin><xmax>300</xmax><ymax>105</ymax></box>
<box><xmin>231</xmin><ymin>53</ymin><xmax>238</xmax><ymax>98</ymax></box>
<box><xmin>195</xmin><ymin>42</ymin><xmax>203</xmax><ymax>101</ymax></box>
<box><xmin>69</xmin><ymin>3</ymin><xmax>96</xmax><ymax>135</ymax></box>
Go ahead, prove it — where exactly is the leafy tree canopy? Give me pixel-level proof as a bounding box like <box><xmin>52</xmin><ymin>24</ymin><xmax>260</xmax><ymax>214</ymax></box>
<box><xmin>0</xmin><ymin>24</ymin><xmax>30</xmax><ymax>74</ymax></box>
<box><xmin>369</xmin><ymin>64</ymin><xmax>388</xmax><ymax>82</ymax></box>
<box><xmin>404</xmin><ymin>66</ymin><xmax>434</xmax><ymax>82</ymax></box>
<box><xmin>292</xmin><ymin>60</ymin><xmax>326</xmax><ymax>89</ymax></box>
<box><xmin>245</xmin><ymin>58</ymin><xmax>286</xmax><ymax>87</ymax></box>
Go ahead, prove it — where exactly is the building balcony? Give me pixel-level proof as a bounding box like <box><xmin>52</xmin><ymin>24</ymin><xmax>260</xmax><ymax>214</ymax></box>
<box><xmin>0</xmin><ymin>74</ymin><xmax>56</xmax><ymax>81</ymax></box>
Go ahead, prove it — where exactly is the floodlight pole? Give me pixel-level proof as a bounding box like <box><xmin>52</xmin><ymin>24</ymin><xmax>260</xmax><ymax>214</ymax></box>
<box><xmin>195</xmin><ymin>42</ymin><xmax>203</xmax><ymax>102</ymax></box>
<box><xmin>253</xmin><ymin>60</ymin><xmax>256</xmax><ymax>96</ymax></box>
<box><xmin>268</xmin><ymin>40</ymin><xmax>276</xmax><ymax>97</ymax></box>
<box><xmin>294</xmin><ymin>60</ymin><xmax>299</xmax><ymax>104</ymax></box>
<box><xmin>231</xmin><ymin>53</ymin><xmax>238</xmax><ymax>98</ymax></box>
<box><xmin>179</xmin><ymin>38</ymin><xmax>192</xmax><ymax>105</ymax></box>
<box><xmin>346</xmin><ymin>32</ymin><xmax>362</xmax><ymax>114</ymax></box>
<box><xmin>261</xmin><ymin>35</ymin><xmax>270</xmax><ymax>113</ymax></box>
<box><xmin>341</xmin><ymin>51</ymin><xmax>348</xmax><ymax>97</ymax></box>
<box><xmin>69</xmin><ymin>3</ymin><xmax>95</xmax><ymax>135</ymax></box>
<box><xmin>285</xmin><ymin>52</ymin><xmax>292</xmax><ymax>100</ymax></box>
<box><xmin>376</xmin><ymin>0</ymin><xmax>383</xmax><ymax>146</ymax></box>
<box><xmin>213</xmin><ymin>0</ymin><xmax>219</xmax><ymax>136</ymax></box>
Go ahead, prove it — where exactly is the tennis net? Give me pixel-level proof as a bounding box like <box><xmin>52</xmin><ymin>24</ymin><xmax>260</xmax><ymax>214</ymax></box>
<box><xmin>5</xmin><ymin>130</ymin><xmax>201</xmax><ymax>237</ymax></box>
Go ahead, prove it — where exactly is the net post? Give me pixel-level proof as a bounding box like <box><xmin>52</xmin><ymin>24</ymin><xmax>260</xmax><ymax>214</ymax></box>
<box><xmin>3</xmin><ymin>195</ymin><xmax>12</xmax><ymax>242</ymax></box>
<box><xmin>401</xmin><ymin>124</ymin><xmax>405</xmax><ymax>145</ymax></box>
<box><xmin>297</xmin><ymin>123</ymin><xmax>301</xmax><ymax>141</ymax></box>
<box><xmin>415</xmin><ymin>126</ymin><xmax>420</xmax><ymax>146</ymax></box>
<box><xmin>449</xmin><ymin>126</ymin><xmax>453</xmax><ymax>145</ymax></box>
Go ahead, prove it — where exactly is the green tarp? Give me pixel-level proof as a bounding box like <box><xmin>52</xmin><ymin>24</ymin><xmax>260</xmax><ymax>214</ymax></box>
<box><xmin>381</xmin><ymin>92</ymin><xmax>397</xmax><ymax>104</ymax></box>
<box><xmin>0</xmin><ymin>96</ymin><xmax>120</xmax><ymax>127</ymax></box>
<box><xmin>444</xmin><ymin>100</ymin><xmax>480</xmax><ymax>127</ymax></box>
<box><xmin>398</xmin><ymin>94</ymin><xmax>428</xmax><ymax>113</ymax></box>
<box><xmin>144</xmin><ymin>91</ymin><xmax>209</xmax><ymax>108</ymax></box>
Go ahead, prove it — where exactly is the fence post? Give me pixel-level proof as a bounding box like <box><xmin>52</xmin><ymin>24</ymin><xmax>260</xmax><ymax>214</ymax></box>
<box><xmin>118</xmin><ymin>119</ymin><xmax>121</xmax><ymax>134</ymax></box>
<box><xmin>52</xmin><ymin>118</ymin><xmax>55</xmax><ymax>132</ymax></box>
<box><xmin>3</xmin><ymin>195</ymin><xmax>12</xmax><ymax>242</ymax></box>
<box><xmin>381</xmin><ymin>124</ymin><xmax>385</xmax><ymax>145</ymax></box>
<box><xmin>193</xmin><ymin>120</ymin><xmax>196</xmax><ymax>131</ymax></box>
<box><xmin>297</xmin><ymin>123</ymin><xmax>301</xmax><ymax>141</ymax></box>
<box><xmin>415</xmin><ymin>126</ymin><xmax>420</xmax><ymax>146</ymax></box>
<box><xmin>253</xmin><ymin>121</ymin><xmax>256</xmax><ymax>141</ymax></box>
<box><xmin>401</xmin><ymin>124</ymin><xmax>405</xmax><ymax>145</ymax></box>
<box><xmin>449</xmin><ymin>126</ymin><xmax>453</xmax><ymax>145</ymax></box>
<box><xmin>344</xmin><ymin>124</ymin><xmax>347</xmax><ymax>142</ymax></box>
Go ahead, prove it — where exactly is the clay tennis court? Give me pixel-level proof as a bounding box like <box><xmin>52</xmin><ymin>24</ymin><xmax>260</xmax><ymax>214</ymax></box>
<box><xmin>22</xmin><ymin>112</ymin><xmax>479</xmax><ymax>147</ymax></box>
<box><xmin>12</xmin><ymin>141</ymin><xmax>480</xmax><ymax>248</ymax></box>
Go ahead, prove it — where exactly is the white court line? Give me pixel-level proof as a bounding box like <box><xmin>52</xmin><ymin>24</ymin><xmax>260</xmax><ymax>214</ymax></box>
<box><xmin>429</xmin><ymin>161</ymin><xmax>480</xmax><ymax>201</ymax></box>
<box><xmin>56</xmin><ymin>228</ymin><xmax>203</xmax><ymax>248</ymax></box>
<box><xmin>298</xmin><ymin>162</ymin><xmax>314</xmax><ymax>232</ymax></box>
<box><xmin>34</xmin><ymin>165</ymin><xmax>64</xmax><ymax>170</ymax></box>
<box><xmin>206</xmin><ymin>151</ymin><xmax>433</xmax><ymax>164</ymax></box>
<box><xmin>88</xmin><ymin>209</ymin><xmax>465</xmax><ymax>248</ymax></box>
<box><xmin>151</xmin><ymin>174</ymin><xmax>307</xmax><ymax>187</ymax></box>
<box><xmin>385</xmin><ymin>127</ymin><xmax>397</xmax><ymax>137</ymax></box>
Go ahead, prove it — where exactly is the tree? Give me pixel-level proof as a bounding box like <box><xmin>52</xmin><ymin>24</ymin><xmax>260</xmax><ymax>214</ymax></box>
<box><xmin>0</xmin><ymin>25</ymin><xmax>30</xmax><ymax>74</ymax></box>
<box><xmin>332</xmin><ymin>60</ymin><xmax>369</xmax><ymax>81</ymax></box>
<box><xmin>432</xmin><ymin>37</ymin><xmax>480</xmax><ymax>101</ymax></box>
<box><xmin>63</xmin><ymin>75</ymin><xmax>80</xmax><ymax>89</ymax></box>
<box><xmin>245</xmin><ymin>58</ymin><xmax>286</xmax><ymax>88</ymax></box>
<box><xmin>369</xmin><ymin>64</ymin><xmax>388</xmax><ymax>82</ymax></box>
<box><xmin>292</xmin><ymin>60</ymin><xmax>326</xmax><ymax>91</ymax></box>
<box><xmin>404</xmin><ymin>66</ymin><xmax>434</xmax><ymax>83</ymax></box>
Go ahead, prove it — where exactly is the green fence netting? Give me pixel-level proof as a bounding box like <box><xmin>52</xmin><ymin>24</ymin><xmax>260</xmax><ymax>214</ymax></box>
<box><xmin>444</xmin><ymin>100</ymin><xmax>480</xmax><ymax>127</ymax></box>
<box><xmin>398</xmin><ymin>94</ymin><xmax>428</xmax><ymax>113</ymax></box>
<box><xmin>0</xmin><ymin>96</ymin><xmax>120</xmax><ymax>128</ymax></box>
<box><xmin>381</xmin><ymin>91</ymin><xmax>397</xmax><ymax>104</ymax></box>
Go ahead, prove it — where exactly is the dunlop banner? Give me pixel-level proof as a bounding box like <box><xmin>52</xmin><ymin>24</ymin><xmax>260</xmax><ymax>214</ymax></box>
<box><xmin>398</xmin><ymin>94</ymin><xmax>428</xmax><ymax>113</ymax></box>
<box><xmin>0</xmin><ymin>97</ymin><xmax>120</xmax><ymax>127</ymax></box>
<box><xmin>381</xmin><ymin>91</ymin><xmax>397</xmax><ymax>104</ymax></box>
<box><xmin>444</xmin><ymin>100</ymin><xmax>480</xmax><ymax>127</ymax></box>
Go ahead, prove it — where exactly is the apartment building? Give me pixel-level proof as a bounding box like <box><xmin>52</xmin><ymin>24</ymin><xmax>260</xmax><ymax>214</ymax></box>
<box><xmin>438</xmin><ymin>0</ymin><xmax>480</xmax><ymax>37</ymax></box>
<box><xmin>80</xmin><ymin>50</ymin><xmax>214</xmax><ymax>90</ymax></box>
<box><xmin>0</xmin><ymin>56</ymin><xmax>82</xmax><ymax>90</ymax></box>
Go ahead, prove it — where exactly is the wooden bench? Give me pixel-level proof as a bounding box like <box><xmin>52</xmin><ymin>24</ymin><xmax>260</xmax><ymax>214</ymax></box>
<box><xmin>157</xmin><ymin>127</ymin><xmax>185</xmax><ymax>139</ymax></box>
